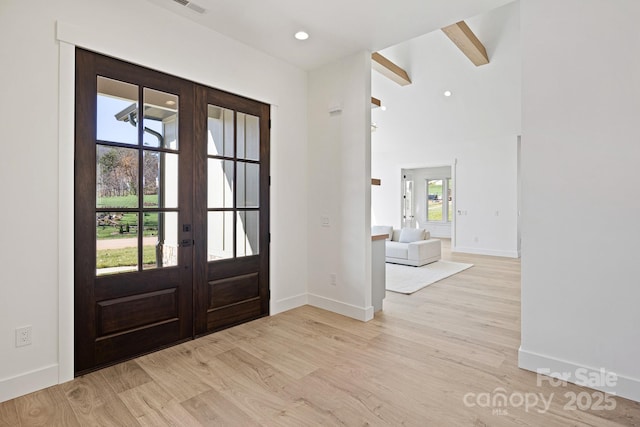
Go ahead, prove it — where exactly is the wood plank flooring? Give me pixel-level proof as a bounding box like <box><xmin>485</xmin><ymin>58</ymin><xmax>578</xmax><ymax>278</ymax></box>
<box><xmin>2</xmin><ymin>241</ymin><xmax>640</xmax><ymax>426</ymax></box>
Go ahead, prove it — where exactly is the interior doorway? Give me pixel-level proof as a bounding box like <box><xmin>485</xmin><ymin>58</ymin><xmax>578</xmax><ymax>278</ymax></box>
<box><xmin>74</xmin><ymin>49</ymin><xmax>270</xmax><ymax>374</ymax></box>
<box><xmin>401</xmin><ymin>165</ymin><xmax>454</xmax><ymax>238</ymax></box>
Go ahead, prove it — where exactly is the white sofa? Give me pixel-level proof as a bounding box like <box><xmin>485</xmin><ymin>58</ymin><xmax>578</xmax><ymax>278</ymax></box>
<box><xmin>372</xmin><ymin>226</ymin><xmax>441</xmax><ymax>267</ymax></box>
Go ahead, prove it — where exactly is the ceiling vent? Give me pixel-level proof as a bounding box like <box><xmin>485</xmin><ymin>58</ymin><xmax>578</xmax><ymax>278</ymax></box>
<box><xmin>171</xmin><ymin>0</ymin><xmax>206</xmax><ymax>14</ymax></box>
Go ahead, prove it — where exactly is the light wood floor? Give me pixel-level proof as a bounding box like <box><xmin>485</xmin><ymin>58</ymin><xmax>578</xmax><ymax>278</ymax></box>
<box><xmin>2</xmin><ymin>241</ymin><xmax>640</xmax><ymax>426</ymax></box>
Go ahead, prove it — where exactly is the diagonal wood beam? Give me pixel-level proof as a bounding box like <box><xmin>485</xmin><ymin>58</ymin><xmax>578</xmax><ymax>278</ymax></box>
<box><xmin>441</xmin><ymin>21</ymin><xmax>489</xmax><ymax>66</ymax></box>
<box><xmin>371</xmin><ymin>52</ymin><xmax>412</xmax><ymax>86</ymax></box>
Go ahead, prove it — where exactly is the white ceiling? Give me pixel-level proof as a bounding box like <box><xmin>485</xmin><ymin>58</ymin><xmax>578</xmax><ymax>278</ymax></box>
<box><xmin>144</xmin><ymin>0</ymin><xmax>515</xmax><ymax>70</ymax></box>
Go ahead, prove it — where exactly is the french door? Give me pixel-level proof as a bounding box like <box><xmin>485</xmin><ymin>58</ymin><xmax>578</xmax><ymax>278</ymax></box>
<box><xmin>402</xmin><ymin>173</ymin><xmax>415</xmax><ymax>228</ymax></box>
<box><xmin>192</xmin><ymin>86</ymin><xmax>270</xmax><ymax>334</ymax></box>
<box><xmin>75</xmin><ymin>49</ymin><xmax>270</xmax><ymax>374</ymax></box>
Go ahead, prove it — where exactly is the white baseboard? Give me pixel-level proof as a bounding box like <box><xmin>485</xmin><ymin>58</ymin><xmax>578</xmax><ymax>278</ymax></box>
<box><xmin>307</xmin><ymin>294</ymin><xmax>374</xmax><ymax>322</ymax></box>
<box><xmin>453</xmin><ymin>246</ymin><xmax>520</xmax><ymax>258</ymax></box>
<box><xmin>519</xmin><ymin>347</ymin><xmax>640</xmax><ymax>403</ymax></box>
<box><xmin>0</xmin><ymin>364</ymin><xmax>59</xmax><ymax>403</ymax></box>
<box><xmin>271</xmin><ymin>293</ymin><xmax>308</xmax><ymax>315</ymax></box>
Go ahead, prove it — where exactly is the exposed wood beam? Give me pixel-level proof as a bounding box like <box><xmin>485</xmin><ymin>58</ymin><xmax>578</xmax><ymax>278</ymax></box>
<box><xmin>371</xmin><ymin>53</ymin><xmax>412</xmax><ymax>86</ymax></box>
<box><xmin>371</xmin><ymin>97</ymin><xmax>381</xmax><ymax>108</ymax></box>
<box><xmin>371</xmin><ymin>178</ymin><xmax>381</xmax><ymax>186</ymax></box>
<box><xmin>441</xmin><ymin>21</ymin><xmax>489</xmax><ymax>66</ymax></box>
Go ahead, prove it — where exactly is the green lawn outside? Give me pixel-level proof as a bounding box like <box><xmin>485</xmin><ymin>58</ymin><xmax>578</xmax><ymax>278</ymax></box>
<box><xmin>428</xmin><ymin>201</ymin><xmax>454</xmax><ymax>222</ymax></box>
<box><xmin>97</xmin><ymin>194</ymin><xmax>159</xmax><ymax>208</ymax></box>
<box><xmin>96</xmin><ymin>194</ymin><xmax>164</xmax><ymax>240</ymax></box>
<box><xmin>96</xmin><ymin>212</ymin><xmax>138</xmax><ymax>239</ymax></box>
<box><xmin>427</xmin><ymin>179</ymin><xmax>453</xmax><ymax>222</ymax></box>
<box><xmin>96</xmin><ymin>207</ymin><xmax>160</xmax><ymax>240</ymax></box>
<box><xmin>96</xmin><ymin>245</ymin><xmax>156</xmax><ymax>269</ymax></box>
<box><xmin>428</xmin><ymin>202</ymin><xmax>443</xmax><ymax>221</ymax></box>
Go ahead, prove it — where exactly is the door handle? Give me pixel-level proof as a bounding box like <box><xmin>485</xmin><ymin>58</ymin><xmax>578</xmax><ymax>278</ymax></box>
<box><xmin>180</xmin><ymin>239</ymin><xmax>193</xmax><ymax>247</ymax></box>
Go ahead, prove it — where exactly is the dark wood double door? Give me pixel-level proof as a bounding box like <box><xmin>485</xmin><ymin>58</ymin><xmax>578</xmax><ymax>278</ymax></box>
<box><xmin>74</xmin><ymin>49</ymin><xmax>270</xmax><ymax>374</ymax></box>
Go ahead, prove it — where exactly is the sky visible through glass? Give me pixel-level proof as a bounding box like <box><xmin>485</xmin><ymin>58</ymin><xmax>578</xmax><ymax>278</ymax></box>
<box><xmin>97</xmin><ymin>95</ymin><xmax>163</xmax><ymax>144</ymax></box>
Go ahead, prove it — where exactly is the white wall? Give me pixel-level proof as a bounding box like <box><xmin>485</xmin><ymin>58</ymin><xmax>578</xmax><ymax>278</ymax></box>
<box><xmin>520</xmin><ymin>0</ymin><xmax>640</xmax><ymax>402</ymax></box>
<box><xmin>307</xmin><ymin>52</ymin><xmax>373</xmax><ymax>321</ymax></box>
<box><xmin>371</xmin><ymin>1</ymin><xmax>521</xmax><ymax>258</ymax></box>
<box><xmin>0</xmin><ymin>0</ymin><xmax>308</xmax><ymax>402</ymax></box>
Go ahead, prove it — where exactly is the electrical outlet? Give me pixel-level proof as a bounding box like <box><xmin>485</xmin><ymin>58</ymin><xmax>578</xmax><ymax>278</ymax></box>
<box><xmin>330</xmin><ymin>273</ymin><xmax>337</xmax><ymax>286</ymax></box>
<box><xmin>16</xmin><ymin>326</ymin><xmax>32</xmax><ymax>347</ymax></box>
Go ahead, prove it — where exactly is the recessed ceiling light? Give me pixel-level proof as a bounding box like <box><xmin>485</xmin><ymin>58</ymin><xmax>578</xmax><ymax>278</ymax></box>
<box><xmin>444</xmin><ymin>90</ymin><xmax>452</xmax><ymax>97</ymax></box>
<box><xmin>380</xmin><ymin>105</ymin><xmax>387</xmax><ymax>111</ymax></box>
<box><xmin>295</xmin><ymin>31</ymin><xmax>309</xmax><ymax>41</ymax></box>
<box><xmin>166</xmin><ymin>100</ymin><xmax>176</xmax><ymax>106</ymax></box>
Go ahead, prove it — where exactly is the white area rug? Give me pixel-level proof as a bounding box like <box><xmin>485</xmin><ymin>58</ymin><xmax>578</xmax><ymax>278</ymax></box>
<box><xmin>386</xmin><ymin>261</ymin><xmax>473</xmax><ymax>294</ymax></box>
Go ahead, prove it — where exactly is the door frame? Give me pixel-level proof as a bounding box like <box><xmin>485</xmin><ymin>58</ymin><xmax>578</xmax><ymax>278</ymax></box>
<box><xmin>74</xmin><ymin>49</ymin><xmax>270</xmax><ymax>374</ymax></box>
<box><xmin>399</xmin><ymin>162</ymin><xmax>457</xmax><ymax>240</ymax></box>
<box><xmin>57</xmin><ymin>30</ymin><xmax>273</xmax><ymax>382</ymax></box>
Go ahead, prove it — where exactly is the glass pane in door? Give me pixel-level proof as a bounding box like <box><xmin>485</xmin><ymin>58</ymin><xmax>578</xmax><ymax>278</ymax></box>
<box><xmin>143</xmin><ymin>212</ymin><xmax>179</xmax><ymax>269</ymax></box>
<box><xmin>207</xmin><ymin>105</ymin><xmax>234</xmax><ymax>157</ymax></box>
<box><xmin>402</xmin><ymin>175</ymin><xmax>414</xmax><ymax>228</ymax></box>
<box><xmin>143</xmin><ymin>88</ymin><xmax>179</xmax><ymax>150</ymax></box>
<box><xmin>237</xmin><ymin>211</ymin><xmax>259</xmax><ymax>257</ymax></box>
<box><xmin>96</xmin><ymin>145</ymin><xmax>139</xmax><ymax>209</ymax></box>
<box><xmin>208</xmin><ymin>159</ymin><xmax>234</xmax><ymax>208</ymax></box>
<box><xmin>97</xmin><ymin>77</ymin><xmax>139</xmax><ymax>145</ymax></box>
<box><xmin>237</xmin><ymin>112</ymin><xmax>260</xmax><ymax>161</ymax></box>
<box><xmin>236</xmin><ymin>162</ymin><xmax>259</xmax><ymax>208</ymax></box>
<box><xmin>208</xmin><ymin>211</ymin><xmax>234</xmax><ymax>261</ymax></box>
<box><xmin>143</xmin><ymin>151</ymin><xmax>179</xmax><ymax>208</ymax></box>
<box><xmin>96</xmin><ymin>212</ymin><xmax>139</xmax><ymax>275</ymax></box>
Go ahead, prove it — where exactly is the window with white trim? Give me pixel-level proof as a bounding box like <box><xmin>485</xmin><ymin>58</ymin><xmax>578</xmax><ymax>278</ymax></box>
<box><xmin>427</xmin><ymin>178</ymin><xmax>452</xmax><ymax>222</ymax></box>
